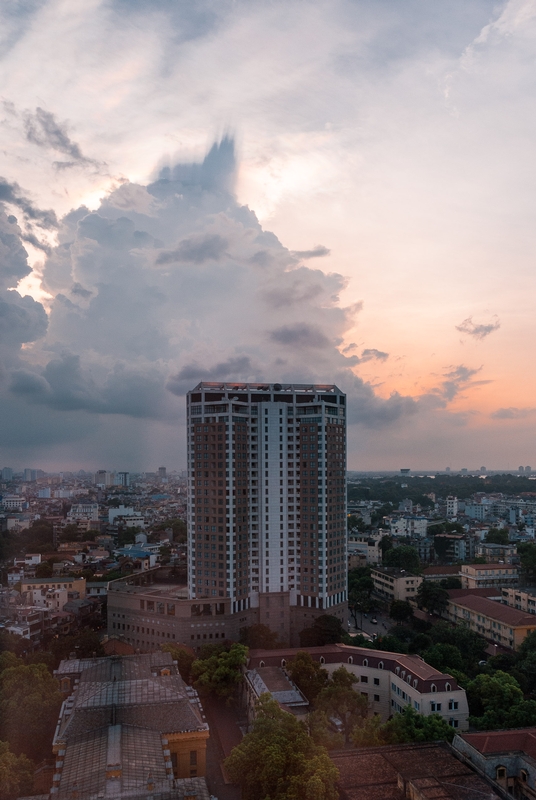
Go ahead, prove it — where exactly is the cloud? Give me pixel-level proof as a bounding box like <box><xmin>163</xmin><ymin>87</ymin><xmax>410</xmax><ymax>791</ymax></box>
<box><xmin>167</xmin><ymin>356</ymin><xmax>254</xmax><ymax>396</ymax></box>
<box><xmin>456</xmin><ymin>315</ymin><xmax>501</xmax><ymax>340</ymax></box>
<box><xmin>291</xmin><ymin>245</ymin><xmax>331</xmax><ymax>259</ymax></box>
<box><xmin>270</xmin><ymin>323</ymin><xmax>332</xmax><ymax>349</ymax></box>
<box><xmin>156</xmin><ymin>234</ymin><xmax>228</xmax><ymax>264</ymax></box>
<box><xmin>0</xmin><ymin>137</ymin><xmax>421</xmax><ymax>467</ymax></box>
<box><xmin>23</xmin><ymin>107</ymin><xmax>101</xmax><ymax>170</ymax></box>
<box><xmin>0</xmin><ymin>177</ymin><xmax>57</xmax><ymax>230</ymax></box>
<box><xmin>491</xmin><ymin>407</ymin><xmax>536</xmax><ymax>420</ymax></box>
<box><xmin>360</xmin><ymin>348</ymin><xmax>389</xmax><ymax>362</ymax></box>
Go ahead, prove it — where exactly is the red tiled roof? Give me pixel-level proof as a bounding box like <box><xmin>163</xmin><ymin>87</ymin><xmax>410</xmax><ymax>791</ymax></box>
<box><xmin>422</xmin><ymin>566</ymin><xmax>461</xmax><ymax>576</ymax></box>
<box><xmin>449</xmin><ymin>595</ymin><xmax>536</xmax><ymax>627</ymax></box>
<box><xmin>462</xmin><ymin>728</ymin><xmax>536</xmax><ymax>760</ymax></box>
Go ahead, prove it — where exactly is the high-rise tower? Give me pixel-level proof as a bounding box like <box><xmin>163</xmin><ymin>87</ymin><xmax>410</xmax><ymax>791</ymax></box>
<box><xmin>187</xmin><ymin>383</ymin><xmax>347</xmax><ymax>642</ymax></box>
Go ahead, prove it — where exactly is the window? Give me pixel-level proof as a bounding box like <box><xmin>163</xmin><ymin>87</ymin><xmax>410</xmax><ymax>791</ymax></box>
<box><xmin>496</xmin><ymin>767</ymin><xmax>506</xmax><ymax>780</ymax></box>
<box><xmin>347</xmin><ymin>656</ymin><xmax>353</xmax><ymax>664</ymax></box>
<box><xmin>320</xmin><ymin>656</ymin><xmax>325</xmax><ymax>664</ymax></box>
<box><xmin>521</xmin><ymin>770</ymin><xmax>528</xmax><ymax>783</ymax></box>
<box><xmin>449</xmin><ymin>719</ymin><xmax>459</xmax><ymax>728</ymax></box>
<box><xmin>378</xmin><ymin>661</ymin><xmax>384</xmax><ymax>670</ymax></box>
<box><xmin>259</xmin><ymin>660</ymin><xmax>265</xmax><ymax>667</ymax></box>
<box><xmin>413</xmin><ymin>679</ymin><xmax>418</xmax><ymax>688</ymax></box>
<box><xmin>374</xmin><ymin>694</ymin><xmax>380</xmax><ymax>702</ymax></box>
<box><xmin>363</xmin><ymin>658</ymin><xmax>368</xmax><ymax>667</ymax></box>
<box><xmin>431</xmin><ymin>683</ymin><xmax>437</xmax><ymax>693</ymax></box>
<box><xmin>448</xmin><ymin>700</ymin><xmax>458</xmax><ymax>711</ymax></box>
<box><xmin>374</xmin><ymin>678</ymin><xmax>380</xmax><ymax>686</ymax></box>
<box><xmin>445</xmin><ymin>682</ymin><xmax>451</xmax><ymax>691</ymax></box>
<box><xmin>281</xmin><ymin>659</ymin><xmax>286</xmax><ymax>667</ymax></box>
<box><xmin>190</xmin><ymin>751</ymin><xmax>197</xmax><ymax>766</ymax></box>
<box><xmin>430</xmin><ymin>702</ymin><xmax>442</xmax><ymax>712</ymax></box>
<box><xmin>360</xmin><ymin>675</ymin><xmax>368</xmax><ymax>683</ymax></box>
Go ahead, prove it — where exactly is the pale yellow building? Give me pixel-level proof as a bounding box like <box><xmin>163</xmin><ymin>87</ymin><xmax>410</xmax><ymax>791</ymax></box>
<box><xmin>460</xmin><ymin>563</ymin><xmax>518</xmax><ymax>590</ymax></box>
<box><xmin>371</xmin><ymin>566</ymin><xmax>422</xmax><ymax>602</ymax></box>
<box><xmin>20</xmin><ymin>576</ymin><xmax>86</xmax><ymax>598</ymax></box>
<box><xmin>447</xmin><ymin>593</ymin><xmax>536</xmax><ymax>650</ymax></box>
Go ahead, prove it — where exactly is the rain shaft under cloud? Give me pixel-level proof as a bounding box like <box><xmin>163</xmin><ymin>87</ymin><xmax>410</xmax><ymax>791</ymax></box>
<box><xmin>0</xmin><ymin>139</ymin><xmax>414</xmax><ymax>467</ymax></box>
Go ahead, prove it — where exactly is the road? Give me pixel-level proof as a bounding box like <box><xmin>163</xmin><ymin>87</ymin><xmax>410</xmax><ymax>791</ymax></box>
<box><xmin>348</xmin><ymin>606</ymin><xmax>392</xmax><ymax>638</ymax></box>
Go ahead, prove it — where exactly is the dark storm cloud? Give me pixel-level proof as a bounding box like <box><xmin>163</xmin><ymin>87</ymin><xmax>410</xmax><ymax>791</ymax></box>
<box><xmin>360</xmin><ymin>348</ymin><xmax>389</xmax><ymax>362</ymax></box>
<box><xmin>456</xmin><ymin>315</ymin><xmax>500</xmax><ymax>340</ymax></box>
<box><xmin>491</xmin><ymin>407</ymin><xmax>536</xmax><ymax>420</ymax></box>
<box><xmin>156</xmin><ymin>233</ymin><xmax>228</xmax><ymax>264</ymax></box>
<box><xmin>166</xmin><ymin>355</ymin><xmax>253</xmax><ymax>396</ymax></box>
<box><xmin>0</xmin><ymin>177</ymin><xmax>57</xmax><ymax>229</ymax></box>
<box><xmin>291</xmin><ymin>245</ymin><xmax>331</xmax><ymax>259</ymax></box>
<box><xmin>23</xmin><ymin>107</ymin><xmax>101</xmax><ymax>170</ymax></box>
<box><xmin>270</xmin><ymin>323</ymin><xmax>331</xmax><ymax>349</ymax></box>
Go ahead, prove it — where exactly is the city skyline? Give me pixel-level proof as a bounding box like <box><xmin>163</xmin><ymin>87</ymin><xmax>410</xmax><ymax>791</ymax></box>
<box><xmin>1</xmin><ymin>1</ymin><xmax>536</xmax><ymax>470</ymax></box>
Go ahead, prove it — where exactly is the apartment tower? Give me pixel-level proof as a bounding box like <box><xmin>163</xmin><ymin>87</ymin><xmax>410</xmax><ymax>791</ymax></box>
<box><xmin>187</xmin><ymin>382</ymin><xmax>347</xmax><ymax>641</ymax></box>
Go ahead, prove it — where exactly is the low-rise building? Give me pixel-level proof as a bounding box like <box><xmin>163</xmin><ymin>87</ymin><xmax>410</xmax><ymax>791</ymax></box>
<box><xmin>447</xmin><ymin>592</ymin><xmax>536</xmax><ymax>650</ymax></box>
<box><xmin>502</xmin><ymin>586</ymin><xmax>536</xmax><ymax>615</ymax></box>
<box><xmin>475</xmin><ymin>542</ymin><xmax>517</xmax><ymax>563</ymax></box>
<box><xmin>371</xmin><ymin>566</ymin><xmax>423</xmax><ymax>602</ymax></box>
<box><xmin>461</xmin><ymin>562</ymin><xmax>519</xmax><ymax>590</ymax></box>
<box><xmin>247</xmin><ymin>643</ymin><xmax>469</xmax><ymax>731</ymax></box>
<box><xmin>421</xmin><ymin>565</ymin><xmax>461</xmax><ymax>584</ymax></box>
<box><xmin>20</xmin><ymin>576</ymin><xmax>86</xmax><ymax>598</ymax></box>
<box><xmin>51</xmin><ymin>651</ymin><xmax>210</xmax><ymax>799</ymax></box>
<box><xmin>453</xmin><ymin>728</ymin><xmax>536</xmax><ymax>799</ymax></box>
<box><xmin>242</xmin><ymin>665</ymin><xmax>309</xmax><ymax>725</ymax></box>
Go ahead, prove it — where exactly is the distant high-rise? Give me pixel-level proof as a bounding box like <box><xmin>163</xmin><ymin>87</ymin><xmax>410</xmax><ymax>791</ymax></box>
<box><xmin>520</xmin><ymin>466</ymin><xmax>525</xmax><ymax>474</ymax></box>
<box><xmin>23</xmin><ymin>468</ymin><xmax>37</xmax><ymax>482</ymax></box>
<box><xmin>158</xmin><ymin>466</ymin><xmax>167</xmax><ymax>479</ymax></box>
<box><xmin>1</xmin><ymin>467</ymin><xmax>13</xmax><ymax>482</ymax></box>
<box><xmin>116</xmin><ymin>471</ymin><xmax>130</xmax><ymax>487</ymax></box>
<box><xmin>186</xmin><ymin>382</ymin><xmax>347</xmax><ymax>641</ymax></box>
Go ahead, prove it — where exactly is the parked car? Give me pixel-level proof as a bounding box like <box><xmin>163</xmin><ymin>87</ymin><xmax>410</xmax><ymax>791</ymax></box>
<box><xmin>371</xmin><ymin>618</ymin><xmax>378</xmax><ymax>624</ymax></box>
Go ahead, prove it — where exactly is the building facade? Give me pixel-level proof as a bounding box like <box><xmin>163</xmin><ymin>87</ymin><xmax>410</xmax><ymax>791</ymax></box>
<box><xmin>461</xmin><ymin>563</ymin><xmax>519</xmax><ymax>590</ymax></box>
<box><xmin>187</xmin><ymin>382</ymin><xmax>347</xmax><ymax>641</ymax></box>
<box><xmin>447</xmin><ymin>593</ymin><xmax>536</xmax><ymax>650</ymax></box>
<box><xmin>246</xmin><ymin>643</ymin><xmax>469</xmax><ymax>731</ymax></box>
<box><xmin>371</xmin><ymin>566</ymin><xmax>423</xmax><ymax>602</ymax></box>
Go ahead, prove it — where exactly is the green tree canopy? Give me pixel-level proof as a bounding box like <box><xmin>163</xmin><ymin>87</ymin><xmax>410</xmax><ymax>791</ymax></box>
<box><xmin>466</xmin><ymin>671</ymin><xmax>524</xmax><ymax>721</ymax></box>
<box><xmin>191</xmin><ymin>642</ymin><xmax>247</xmax><ymax>702</ymax></box>
<box><xmin>422</xmin><ymin>643</ymin><xmax>464</xmax><ymax>673</ymax></box>
<box><xmin>314</xmin><ymin>667</ymin><xmax>368</xmax><ymax>745</ymax></box>
<box><xmin>239</xmin><ymin>623</ymin><xmax>282</xmax><ymax>650</ymax></box>
<box><xmin>225</xmin><ymin>695</ymin><xmax>339</xmax><ymax>800</ymax></box>
<box><xmin>383</xmin><ymin>545</ymin><xmax>421</xmax><ymax>573</ymax></box>
<box><xmin>299</xmin><ymin>615</ymin><xmax>348</xmax><ymax>647</ymax></box>
<box><xmin>389</xmin><ymin>600</ymin><xmax>414</xmax><ymax>624</ymax></box>
<box><xmin>0</xmin><ymin>741</ymin><xmax>34</xmax><ymax>800</ymax></box>
<box><xmin>286</xmin><ymin>651</ymin><xmax>329</xmax><ymax>703</ymax></box>
<box><xmin>416</xmin><ymin>582</ymin><xmax>449</xmax><ymax>615</ymax></box>
<box><xmin>0</xmin><ymin>663</ymin><xmax>62</xmax><ymax>761</ymax></box>
<box><xmin>382</xmin><ymin>705</ymin><xmax>455</xmax><ymax>744</ymax></box>
<box><xmin>485</xmin><ymin>528</ymin><xmax>510</xmax><ymax>545</ymax></box>
<box><xmin>160</xmin><ymin>643</ymin><xmax>196</xmax><ymax>684</ymax></box>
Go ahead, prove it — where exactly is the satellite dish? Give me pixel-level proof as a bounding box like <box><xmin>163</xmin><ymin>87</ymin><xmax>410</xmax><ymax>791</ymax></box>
<box><xmin>274</xmin><ymin>383</ymin><xmax>282</xmax><ymax>391</ymax></box>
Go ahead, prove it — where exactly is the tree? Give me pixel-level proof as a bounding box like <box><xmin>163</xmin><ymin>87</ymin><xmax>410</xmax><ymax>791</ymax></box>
<box><xmin>429</xmin><ymin>622</ymin><xmax>487</xmax><ymax>670</ymax></box>
<box><xmin>191</xmin><ymin>642</ymin><xmax>247</xmax><ymax>702</ymax></box>
<box><xmin>314</xmin><ymin>667</ymin><xmax>368</xmax><ymax>745</ymax></box>
<box><xmin>389</xmin><ymin>600</ymin><xmax>414</xmax><ymax>625</ymax></box>
<box><xmin>422</xmin><ymin>643</ymin><xmax>464</xmax><ymax>673</ymax></box>
<box><xmin>49</xmin><ymin>629</ymin><xmax>105</xmax><ymax>665</ymax></box>
<box><xmin>382</xmin><ymin>705</ymin><xmax>455</xmax><ymax>744</ymax></box>
<box><xmin>239</xmin><ymin>623</ymin><xmax>282</xmax><ymax>650</ymax></box>
<box><xmin>225</xmin><ymin>695</ymin><xmax>338</xmax><ymax>800</ymax></box>
<box><xmin>383</xmin><ymin>545</ymin><xmax>421</xmax><ymax>573</ymax></box>
<box><xmin>379</xmin><ymin>535</ymin><xmax>393</xmax><ymax>557</ymax></box>
<box><xmin>416</xmin><ymin>582</ymin><xmax>449</xmax><ymax>616</ymax></box>
<box><xmin>440</xmin><ymin>576</ymin><xmax>462</xmax><ymax>589</ymax></box>
<box><xmin>0</xmin><ymin>742</ymin><xmax>34</xmax><ymax>800</ymax></box>
<box><xmin>35</xmin><ymin>560</ymin><xmax>54</xmax><ymax>578</ymax></box>
<box><xmin>286</xmin><ymin>651</ymin><xmax>329</xmax><ymax>702</ymax></box>
<box><xmin>299</xmin><ymin>615</ymin><xmax>348</xmax><ymax>647</ymax></box>
<box><xmin>0</xmin><ymin>663</ymin><xmax>62</xmax><ymax>761</ymax></box>
<box><xmin>160</xmin><ymin>643</ymin><xmax>196</xmax><ymax>684</ymax></box>
<box><xmin>466</xmin><ymin>671</ymin><xmax>524</xmax><ymax>725</ymax></box>
<box><xmin>518</xmin><ymin>542</ymin><xmax>536</xmax><ymax>582</ymax></box>
<box><xmin>350</xmin><ymin>714</ymin><xmax>385</xmax><ymax>747</ymax></box>
<box><xmin>485</xmin><ymin>528</ymin><xmax>509</xmax><ymax>545</ymax></box>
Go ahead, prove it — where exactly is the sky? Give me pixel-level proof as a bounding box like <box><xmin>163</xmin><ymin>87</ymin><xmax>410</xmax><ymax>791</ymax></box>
<box><xmin>0</xmin><ymin>0</ymin><xmax>536</xmax><ymax>472</ymax></box>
